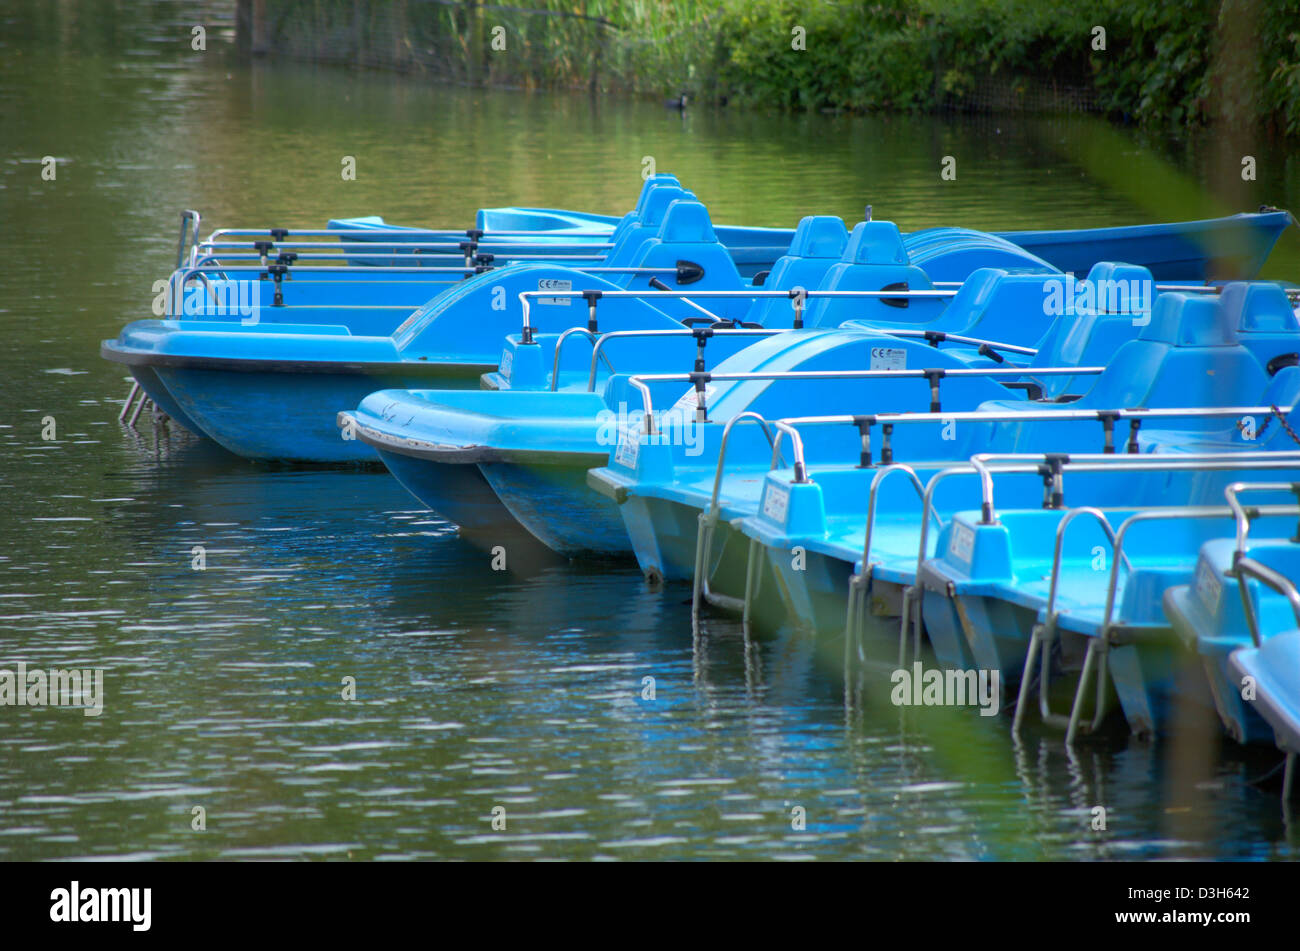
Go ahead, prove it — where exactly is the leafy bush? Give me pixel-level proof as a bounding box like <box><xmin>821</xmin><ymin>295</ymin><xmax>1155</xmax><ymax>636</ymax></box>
<box><xmin>253</xmin><ymin>0</ymin><xmax>1300</xmax><ymax>137</ymax></box>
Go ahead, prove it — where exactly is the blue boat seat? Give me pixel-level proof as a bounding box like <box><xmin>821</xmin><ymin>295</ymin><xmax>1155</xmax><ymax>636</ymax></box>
<box><xmin>1252</xmin><ymin>366</ymin><xmax>1300</xmax><ymax>451</ymax></box>
<box><xmin>833</xmin><ymin>263</ymin><xmax>1140</xmax><ymax>363</ymax></box>
<box><xmin>745</xmin><ymin>215</ymin><xmax>849</xmax><ymax>327</ymax></box>
<box><xmin>1076</xmin><ymin>292</ymin><xmax>1262</xmax><ymax>412</ymax></box>
<box><xmin>977</xmin><ymin>293</ymin><xmax>1271</xmax><ymax>452</ymax></box>
<box><xmin>1234</xmin><ymin>627</ymin><xmax>1300</xmax><ymax>751</ymax></box>
<box><xmin>804</xmin><ymin>221</ymin><xmax>944</xmax><ymax>328</ymax></box>
<box><xmin>635</xmin><ymin>174</ymin><xmax>681</xmax><ymax>214</ymax></box>
<box><xmin>601</xmin><ymin>184</ymin><xmax>695</xmax><ymax>269</ymax></box>
<box><xmin>917</xmin><ymin>267</ymin><xmax>1062</xmax><ymax>341</ymax></box>
<box><xmin>1219</xmin><ymin>281</ymin><xmax>1300</xmax><ymax>376</ymax></box>
<box><xmin>624</xmin><ymin>199</ymin><xmax>747</xmax><ymax>320</ymax></box>
<box><xmin>605</xmin><ymin>174</ymin><xmax>684</xmax><ymax>248</ymax></box>
<box><xmin>1027</xmin><ymin>262</ymin><xmax>1158</xmax><ymax>397</ymax></box>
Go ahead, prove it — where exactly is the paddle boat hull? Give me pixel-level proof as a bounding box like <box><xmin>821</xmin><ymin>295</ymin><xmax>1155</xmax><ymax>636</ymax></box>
<box><xmin>101</xmin><ymin>319</ymin><xmax>491</xmax><ymax>462</ymax></box>
<box><xmin>1165</xmin><ymin>534</ymin><xmax>1300</xmax><ymax>747</ymax></box>
<box><xmin>342</xmin><ymin>387</ymin><xmax>640</xmax><ymax>555</ymax></box>
<box><xmin>995</xmin><ymin>210</ymin><xmax>1292</xmax><ymax>281</ymax></box>
<box><xmin>1230</xmin><ymin>633</ymin><xmax>1300</xmax><ymax>792</ymax></box>
<box><xmin>339</xmin><ymin>209</ymin><xmax>1293</xmax><ymax>282</ymax></box>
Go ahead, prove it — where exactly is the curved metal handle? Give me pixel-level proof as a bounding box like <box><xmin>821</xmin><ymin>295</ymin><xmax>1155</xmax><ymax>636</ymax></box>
<box><xmin>1234</xmin><ymin>556</ymin><xmax>1300</xmax><ymax>647</ymax></box>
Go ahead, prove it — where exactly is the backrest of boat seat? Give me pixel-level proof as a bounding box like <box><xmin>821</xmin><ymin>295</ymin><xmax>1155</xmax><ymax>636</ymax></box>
<box><xmin>1078</xmin><ymin>293</ymin><xmax>1266</xmax><ymax>413</ymax></box>
<box><xmin>616</xmin><ymin>200</ymin><xmax>746</xmax><ymax>322</ymax></box>
<box><xmin>602</xmin><ymin>185</ymin><xmax>694</xmax><ymax>269</ymax></box>
<box><xmin>804</xmin><ymin>221</ymin><xmax>941</xmax><ymax>328</ymax></box>
<box><xmin>607</xmin><ymin>174</ymin><xmax>685</xmax><ymax>246</ymax></box>
<box><xmin>1256</xmin><ymin>366</ymin><xmax>1300</xmax><ymax>449</ymax></box>
<box><xmin>1237</xmin><ymin>541</ymin><xmax>1300</xmax><ymax>637</ymax></box>
<box><xmin>746</xmin><ymin>216</ymin><xmax>849</xmax><ymax>327</ymax></box>
<box><xmin>636</xmin><ymin>174</ymin><xmax>680</xmax><ymax>214</ymax></box>
<box><xmin>1243</xmin><ymin>543</ymin><xmax>1300</xmax><ymax>610</ymax></box>
<box><xmin>926</xmin><ymin>268</ymin><xmax>1064</xmax><ymax>343</ymax></box>
<box><xmin>1219</xmin><ymin>281</ymin><xmax>1300</xmax><ymax>375</ymax></box>
<box><xmin>974</xmin><ymin>294</ymin><xmax>1255</xmax><ymax>453</ymax></box>
<box><xmin>1030</xmin><ymin>263</ymin><xmax>1158</xmax><ymax>397</ymax></box>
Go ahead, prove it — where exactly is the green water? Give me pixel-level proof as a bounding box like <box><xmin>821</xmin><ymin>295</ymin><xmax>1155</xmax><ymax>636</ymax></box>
<box><xmin>1</xmin><ymin>2</ymin><xmax>1298</xmax><ymax>860</ymax></box>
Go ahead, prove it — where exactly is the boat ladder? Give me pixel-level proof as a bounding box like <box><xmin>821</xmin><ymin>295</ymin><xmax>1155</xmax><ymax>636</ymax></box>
<box><xmin>118</xmin><ymin>379</ymin><xmax>165</xmax><ymax>429</ymax></box>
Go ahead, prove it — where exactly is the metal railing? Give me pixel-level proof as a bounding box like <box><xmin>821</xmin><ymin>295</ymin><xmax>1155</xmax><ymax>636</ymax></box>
<box><xmin>624</xmin><ymin>365</ymin><xmax>1104</xmax><ymax>438</ymax></box>
<box><xmin>516</xmin><ymin>286</ymin><xmax>960</xmax><ymax>342</ymax></box>
<box><xmin>929</xmin><ymin>279</ymin><xmax>1300</xmax><ymax>300</ymax></box>
<box><xmin>1013</xmin><ymin>505</ymin><xmax>1125</xmax><ymax>733</ymax></box>
<box><xmin>765</xmin><ymin>403</ymin><xmax>1295</xmax><ymax>491</ymax></box>
<box><xmin>550</xmin><ymin>327</ymin><xmax>782</xmax><ymax>393</ymax></box>
<box><xmin>1225</xmin><ymin>482</ymin><xmax>1300</xmax><ymax>647</ymax></box>
<box><xmin>902</xmin><ymin>451</ymin><xmax>1300</xmax><ymax>698</ymax></box>
<box><xmin>690</xmin><ymin>411</ymin><xmax>785</xmax><ymax>621</ymax></box>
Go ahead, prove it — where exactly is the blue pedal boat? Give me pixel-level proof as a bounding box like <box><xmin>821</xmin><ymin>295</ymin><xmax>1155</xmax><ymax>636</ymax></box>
<box><xmin>886</xmin><ymin>298</ymin><xmax>1300</xmax><ymax>737</ymax></box>
<box><xmin>342</xmin><ymin>219</ymin><xmax>1066</xmax><ymax>552</ymax></box>
<box><xmin>733</xmin><ymin>286</ymin><xmax>1300</xmax><ymax>630</ymax></box>
<box><xmin>1163</xmin><ymin>482</ymin><xmax>1300</xmax><ymax>753</ymax></box>
<box><xmin>992</xmin><ymin>209</ymin><xmax>1293</xmax><ymax>281</ymax></box>
<box><xmin>109</xmin><ymin>208</ymin><xmax>1053</xmax><ymax>464</ymax></box>
<box><xmin>110</xmin><ymin>176</ymin><xmax>759</xmax><ymax>443</ymax></box>
<box><xmin>335</xmin><ymin>205</ymin><xmax>1296</xmax><ymax>282</ymax></box>
<box><xmin>1225</xmin><ymin>523</ymin><xmax>1300</xmax><ymax>796</ymax></box>
<box><xmin>104</xmin><ymin>193</ymin><xmax>772</xmax><ymax>462</ymax></box>
<box><xmin>117</xmin><ymin>176</ymin><xmax>677</xmax><ymax>437</ymax></box>
<box><xmin>930</xmin><ymin>467</ymin><xmax>1300</xmax><ymax>737</ymax></box>
<box><xmin>586</xmin><ymin>261</ymin><xmax>1175</xmax><ymax>600</ymax></box>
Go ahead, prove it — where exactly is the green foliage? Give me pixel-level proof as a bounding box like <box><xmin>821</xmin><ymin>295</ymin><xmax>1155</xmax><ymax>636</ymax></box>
<box><xmin>1272</xmin><ymin>32</ymin><xmax>1300</xmax><ymax>136</ymax></box>
<box><xmin>255</xmin><ymin>0</ymin><xmax>1300</xmax><ymax>137</ymax></box>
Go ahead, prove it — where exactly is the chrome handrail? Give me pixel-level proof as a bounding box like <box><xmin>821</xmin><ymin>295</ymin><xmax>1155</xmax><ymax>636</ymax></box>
<box><xmin>971</xmin><ymin>446</ymin><xmax>1300</xmax><ymax>525</ymax></box>
<box><xmin>1233</xmin><ymin>557</ymin><xmax>1300</xmax><ymax>647</ymax></box>
<box><xmin>1225</xmin><ymin>481</ymin><xmax>1300</xmax><ymax>555</ymax></box>
<box><xmin>1223</xmin><ymin>481</ymin><xmax>1300</xmax><ymax>647</ymax></box>
<box><xmin>568</xmin><ymin>328</ymin><xmax>780</xmax><ymax>393</ymax></box>
<box><xmin>206</xmin><ymin>227</ymin><xmax>613</xmax><ymax>239</ymax></box>
<box><xmin>1011</xmin><ymin>506</ymin><xmax>1128</xmax><ymax>733</ymax></box>
<box><xmin>691</xmin><ymin>411</ymin><xmax>784</xmax><ymax>619</ymax></box>
<box><xmin>871</xmin><ymin>328</ymin><xmax>1038</xmax><ymax>356</ymax></box>
<box><xmin>929</xmin><ymin>279</ymin><xmax>1300</xmax><ymax>299</ymax></box>
<box><xmin>196</xmin><ymin>239</ymin><xmax>615</xmax><ymax>252</ymax></box>
<box><xmin>766</xmin><ymin>405</ymin><xmax>1295</xmax><ymax>486</ymax></box>
<box><xmin>547</xmin><ymin>327</ymin><xmax>617</xmax><ymax>391</ymax></box>
<box><xmin>626</xmin><ymin>366</ymin><xmax>1103</xmax><ymax>436</ymax></box>
<box><xmin>863</xmin><ymin>464</ymin><xmax>944</xmax><ymax>574</ymax></box>
<box><xmin>177</xmin><ymin>210</ymin><xmax>202</xmax><ymax>268</ymax></box>
<box><xmin>517</xmin><ymin>287</ymin><xmax>959</xmax><ymax>342</ymax></box>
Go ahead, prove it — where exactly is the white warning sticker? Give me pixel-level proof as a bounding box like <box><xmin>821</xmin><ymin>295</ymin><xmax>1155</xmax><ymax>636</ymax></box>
<box><xmin>948</xmin><ymin>521</ymin><xmax>975</xmax><ymax>564</ymax></box>
<box><xmin>614</xmin><ymin>427</ymin><xmax>640</xmax><ymax>469</ymax></box>
<box><xmin>538</xmin><ymin>278</ymin><xmax>572</xmax><ymax>305</ymax></box>
<box><xmin>870</xmin><ymin>346</ymin><xmax>907</xmax><ymax>371</ymax></box>
<box><xmin>762</xmin><ymin>482</ymin><xmax>790</xmax><ymax>524</ymax></box>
